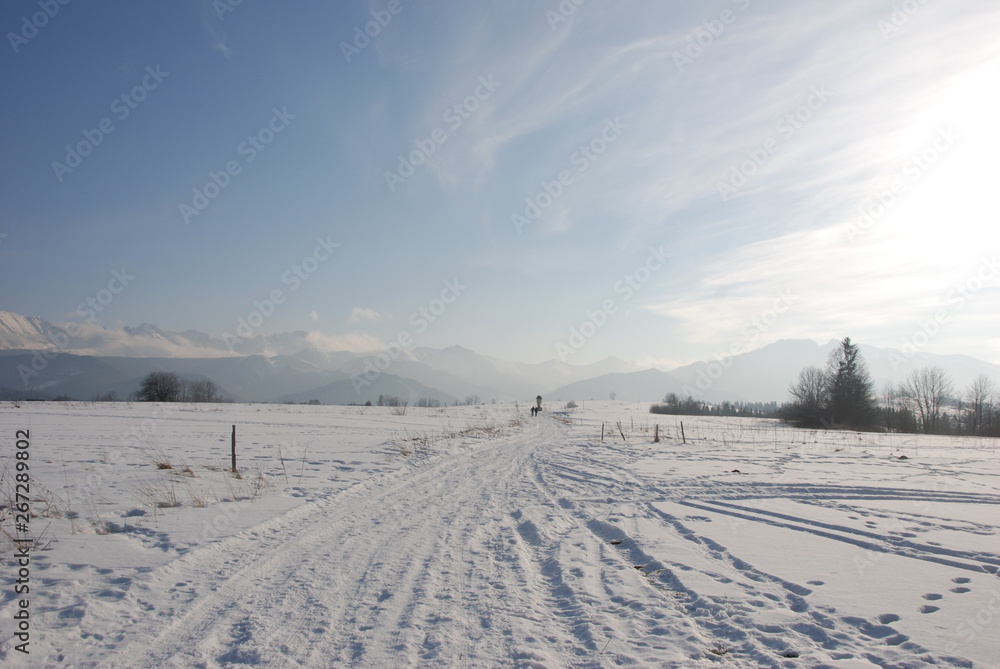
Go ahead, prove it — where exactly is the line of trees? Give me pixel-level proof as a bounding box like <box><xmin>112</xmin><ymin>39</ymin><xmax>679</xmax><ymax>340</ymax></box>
<box><xmin>135</xmin><ymin>372</ymin><xmax>227</xmax><ymax>403</ymax></box>
<box><xmin>376</xmin><ymin>394</ymin><xmax>484</xmax><ymax>408</ymax></box>
<box><xmin>781</xmin><ymin>337</ymin><xmax>999</xmax><ymax>436</ymax></box>
<box><xmin>650</xmin><ymin>394</ymin><xmax>780</xmax><ymax>418</ymax></box>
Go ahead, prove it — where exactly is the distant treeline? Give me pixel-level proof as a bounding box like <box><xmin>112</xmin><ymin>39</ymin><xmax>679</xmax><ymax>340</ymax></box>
<box><xmin>650</xmin><ymin>394</ymin><xmax>780</xmax><ymax>418</ymax></box>
<box><xmin>651</xmin><ymin>338</ymin><xmax>1000</xmax><ymax>438</ymax></box>
<box><xmin>780</xmin><ymin>338</ymin><xmax>1000</xmax><ymax>436</ymax></box>
<box><xmin>375</xmin><ymin>394</ymin><xmax>486</xmax><ymax>408</ymax></box>
<box><xmin>1</xmin><ymin>371</ymin><xmax>230</xmax><ymax>403</ymax></box>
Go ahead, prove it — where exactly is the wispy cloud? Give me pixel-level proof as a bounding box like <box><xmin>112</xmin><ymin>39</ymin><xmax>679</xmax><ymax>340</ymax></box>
<box><xmin>348</xmin><ymin>307</ymin><xmax>380</xmax><ymax>324</ymax></box>
<box><xmin>195</xmin><ymin>0</ymin><xmax>233</xmax><ymax>59</ymax></box>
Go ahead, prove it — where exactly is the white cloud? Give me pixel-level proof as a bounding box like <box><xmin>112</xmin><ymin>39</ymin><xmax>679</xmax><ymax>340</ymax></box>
<box><xmin>195</xmin><ymin>0</ymin><xmax>233</xmax><ymax>59</ymax></box>
<box><xmin>348</xmin><ymin>308</ymin><xmax>380</xmax><ymax>324</ymax></box>
<box><xmin>646</xmin><ymin>217</ymin><xmax>994</xmax><ymax>357</ymax></box>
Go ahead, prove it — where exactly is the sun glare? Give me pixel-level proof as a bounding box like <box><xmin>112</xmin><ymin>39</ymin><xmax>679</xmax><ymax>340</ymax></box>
<box><xmin>871</xmin><ymin>58</ymin><xmax>1000</xmax><ymax>266</ymax></box>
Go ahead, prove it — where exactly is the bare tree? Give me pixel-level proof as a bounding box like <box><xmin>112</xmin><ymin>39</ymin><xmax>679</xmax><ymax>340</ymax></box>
<box><xmin>190</xmin><ymin>379</ymin><xmax>220</xmax><ymax>403</ymax></box>
<box><xmin>136</xmin><ymin>372</ymin><xmax>182</xmax><ymax>403</ymax></box>
<box><xmin>964</xmin><ymin>374</ymin><xmax>996</xmax><ymax>436</ymax></box>
<box><xmin>792</xmin><ymin>366</ymin><xmax>828</xmax><ymax>410</ymax></box>
<box><xmin>782</xmin><ymin>366</ymin><xmax>829</xmax><ymax>427</ymax></box>
<box><xmin>899</xmin><ymin>366</ymin><xmax>954</xmax><ymax>434</ymax></box>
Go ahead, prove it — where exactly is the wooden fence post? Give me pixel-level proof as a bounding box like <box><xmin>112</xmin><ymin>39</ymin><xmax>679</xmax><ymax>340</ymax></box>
<box><xmin>231</xmin><ymin>424</ymin><xmax>237</xmax><ymax>474</ymax></box>
<box><xmin>680</xmin><ymin>421</ymin><xmax>686</xmax><ymax>444</ymax></box>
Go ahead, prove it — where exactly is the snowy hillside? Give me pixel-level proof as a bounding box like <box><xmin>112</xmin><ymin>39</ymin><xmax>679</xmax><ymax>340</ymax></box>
<box><xmin>1</xmin><ymin>401</ymin><xmax>998</xmax><ymax>667</ymax></box>
<box><xmin>0</xmin><ymin>312</ymin><xmax>68</xmax><ymax>351</ymax></box>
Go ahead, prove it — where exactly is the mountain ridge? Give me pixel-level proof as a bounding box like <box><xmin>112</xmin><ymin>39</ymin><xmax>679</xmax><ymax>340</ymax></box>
<box><xmin>2</xmin><ymin>311</ymin><xmax>997</xmax><ymax>405</ymax></box>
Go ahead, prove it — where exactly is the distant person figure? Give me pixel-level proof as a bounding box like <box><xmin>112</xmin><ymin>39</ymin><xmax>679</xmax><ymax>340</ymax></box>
<box><xmin>531</xmin><ymin>406</ymin><xmax>538</xmax><ymax>417</ymax></box>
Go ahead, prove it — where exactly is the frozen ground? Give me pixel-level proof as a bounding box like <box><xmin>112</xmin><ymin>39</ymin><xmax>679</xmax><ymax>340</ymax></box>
<box><xmin>1</xmin><ymin>400</ymin><xmax>998</xmax><ymax>667</ymax></box>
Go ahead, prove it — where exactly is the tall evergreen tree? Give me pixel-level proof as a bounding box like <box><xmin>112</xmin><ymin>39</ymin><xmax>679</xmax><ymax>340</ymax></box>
<box><xmin>825</xmin><ymin>337</ymin><xmax>876</xmax><ymax>428</ymax></box>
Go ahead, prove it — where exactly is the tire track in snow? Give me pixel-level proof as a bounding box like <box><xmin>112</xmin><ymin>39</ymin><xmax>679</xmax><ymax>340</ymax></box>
<box><xmin>28</xmin><ymin>411</ymin><xmax>985</xmax><ymax>667</ymax></box>
<box><xmin>97</xmin><ymin>457</ymin><xmax>470</xmax><ymax>667</ymax></box>
<box><xmin>526</xmin><ymin>436</ymin><xmax>791</xmax><ymax>665</ymax></box>
<box><xmin>528</xmin><ymin>424</ymin><xmax>970</xmax><ymax>667</ymax></box>
<box><xmin>84</xmin><ymin>416</ymin><xmax>624</xmax><ymax>667</ymax></box>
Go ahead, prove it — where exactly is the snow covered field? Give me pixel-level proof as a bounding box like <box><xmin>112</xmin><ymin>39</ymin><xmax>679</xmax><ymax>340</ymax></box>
<box><xmin>1</xmin><ymin>400</ymin><xmax>999</xmax><ymax>668</ymax></box>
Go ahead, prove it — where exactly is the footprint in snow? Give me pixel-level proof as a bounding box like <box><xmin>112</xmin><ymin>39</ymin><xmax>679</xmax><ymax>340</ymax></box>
<box><xmin>952</xmin><ymin>577</ymin><xmax>972</xmax><ymax>584</ymax></box>
<box><xmin>923</xmin><ymin>593</ymin><xmax>943</xmax><ymax>601</ymax></box>
<box><xmin>919</xmin><ymin>605</ymin><xmax>939</xmax><ymax>614</ymax></box>
<box><xmin>878</xmin><ymin>613</ymin><xmax>900</xmax><ymax>624</ymax></box>
<box><xmin>786</xmin><ymin>595</ymin><xmax>809</xmax><ymax>613</ymax></box>
<box><xmin>951</xmin><ymin>586</ymin><xmax>971</xmax><ymax>593</ymax></box>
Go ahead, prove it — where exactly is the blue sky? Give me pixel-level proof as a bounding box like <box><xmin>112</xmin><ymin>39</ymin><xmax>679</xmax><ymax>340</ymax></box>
<box><xmin>2</xmin><ymin>0</ymin><xmax>999</xmax><ymax>368</ymax></box>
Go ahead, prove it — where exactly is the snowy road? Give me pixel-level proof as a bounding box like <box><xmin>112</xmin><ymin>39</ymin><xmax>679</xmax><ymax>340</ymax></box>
<box><xmin>3</xmin><ymin>404</ymin><xmax>999</xmax><ymax>667</ymax></box>
<box><xmin>92</xmin><ymin>415</ymin><xmax>689</xmax><ymax>667</ymax></box>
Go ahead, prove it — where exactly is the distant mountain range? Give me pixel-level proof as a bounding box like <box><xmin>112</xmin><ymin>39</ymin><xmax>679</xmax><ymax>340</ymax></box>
<box><xmin>1</xmin><ymin>310</ymin><xmax>997</xmax><ymax>405</ymax></box>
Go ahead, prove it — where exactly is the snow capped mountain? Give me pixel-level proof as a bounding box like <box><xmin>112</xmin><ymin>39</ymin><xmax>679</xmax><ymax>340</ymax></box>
<box><xmin>0</xmin><ymin>311</ymin><xmax>331</xmax><ymax>359</ymax></box>
<box><xmin>0</xmin><ymin>311</ymin><xmax>642</xmax><ymax>401</ymax></box>
<box><xmin>0</xmin><ymin>310</ymin><xmax>235</xmax><ymax>358</ymax></box>
<box><xmin>0</xmin><ymin>310</ymin><xmax>68</xmax><ymax>350</ymax></box>
<box><xmin>2</xmin><ymin>311</ymin><xmax>998</xmax><ymax>404</ymax></box>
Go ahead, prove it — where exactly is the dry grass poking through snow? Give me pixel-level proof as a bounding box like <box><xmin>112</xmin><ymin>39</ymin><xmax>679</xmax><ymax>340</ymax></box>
<box><xmin>0</xmin><ymin>403</ymin><xmax>531</xmax><ymax>553</ymax></box>
<box><xmin>385</xmin><ymin>414</ymin><xmax>526</xmax><ymax>460</ymax></box>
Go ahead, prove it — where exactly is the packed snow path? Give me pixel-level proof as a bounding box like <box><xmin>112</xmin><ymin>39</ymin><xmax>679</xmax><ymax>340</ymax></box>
<box><xmin>4</xmin><ymin>406</ymin><xmax>999</xmax><ymax>667</ymax></box>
